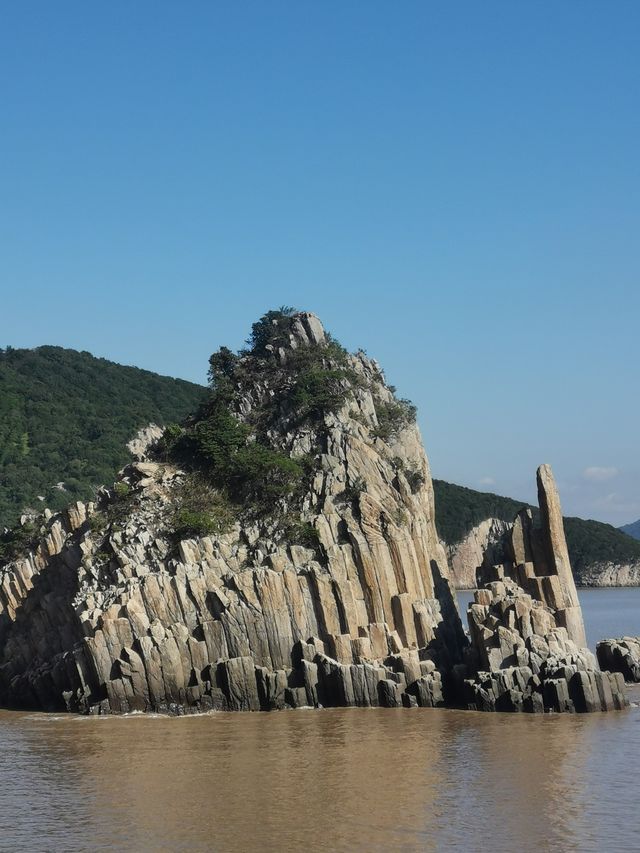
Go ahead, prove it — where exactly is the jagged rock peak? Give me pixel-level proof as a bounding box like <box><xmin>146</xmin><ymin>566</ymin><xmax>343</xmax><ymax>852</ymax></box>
<box><xmin>457</xmin><ymin>463</ymin><xmax>614</xmax><ymax>712</ymax></box>
<box><xmin>288</xmin><ymin>311</ymin><xmax>326</xmax><ymax>348</ymax></box>
<box><xmin>472</xmin><ymin>464</ymin><xmax>586</xmax><ymax>648</ymax></box>
<box><xmin>256</xmin><ymin>309</ymin><xmax>327</xmax><ymax>359</ymax></box>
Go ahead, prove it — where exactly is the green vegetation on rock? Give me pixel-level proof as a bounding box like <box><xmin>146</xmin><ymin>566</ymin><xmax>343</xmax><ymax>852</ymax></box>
<box><xmin>4</xmin><ymin>321</ymin><xmax>634</xmax><ymax>584</ymax></box>
<box><xmin>166</xmin><ymin>308</ymin><xmax>363</xmax><ymax>521</ymax></box>
<box><xmin>433</xmin><ymin>480</ymin><xmax>528</xmax><ymax>545</ymax></box>
<box><xmin>0</xmin><ymin>346</ymin><xmax>206</xmax><ymax>529</ymax></box>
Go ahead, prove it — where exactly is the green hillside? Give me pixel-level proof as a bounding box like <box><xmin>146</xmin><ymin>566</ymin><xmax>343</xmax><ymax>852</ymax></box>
<box><xmin>0</xmin><ymin>346</ymin><xmax>206</xmax><ymax>528</ymax></box>
<box><xmin>433</xmin><ymin>479</ymin><xmax>640</xmax><ymax>574</ymax></box>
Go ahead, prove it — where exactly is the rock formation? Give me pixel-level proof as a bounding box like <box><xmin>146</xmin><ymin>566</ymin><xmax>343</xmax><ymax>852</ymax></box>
<box><xmin>0</xmin><ymin>312</ymin><xmax>464</xmax><ymax>714</ymax></box>
<box><xmin>456</xmin><ymin>466</ymin><xmax>627</xmax><ymax>712</ymax></box>
<box><xmin>572</xmin><ymin>561</ymin><xmax>640</xmax><ymax>588</ymax></box>
<box><xmin>460</xmin><ymin>579</ymin><xmax>626</xmax><ymax>712</ymax></box>
<box><xmin>439</xmin><ymin>483</ymin><xmax>640</xmax><ymax>591</ymax></box>
<box><xmin>596</xmin><ymin>638</ymin><xmax>640</xmax><ymax>682</ymax></box>
<box><xmin>536</xmin><ymin>465</ymin><xmax>586</xmax><ymax>647</ymax></box>
<box><xmin>444</xmin><ymin>518</ymin><xmax>510</xmax><ymax>589</ymax></box>
<box><xmin>0</xmin><ymin>312</ymin><xmax>626</xmax><ymax>716</ymax></box>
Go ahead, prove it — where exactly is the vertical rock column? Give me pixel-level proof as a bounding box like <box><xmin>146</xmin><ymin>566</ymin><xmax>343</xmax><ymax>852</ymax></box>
<box><xmin>536</xmin><ymin>464</ymin><xmax>587</xmax><ymax>648</ymax></box>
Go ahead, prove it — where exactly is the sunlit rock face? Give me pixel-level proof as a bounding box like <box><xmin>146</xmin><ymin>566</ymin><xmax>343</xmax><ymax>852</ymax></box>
<box><xmin>597</xmin><ymin>637</ymin><xmax>640</xmax><ymax>683</ymax></box>
<box><xmin>456</xmin><ymin>465</ymin><xmax>627</xmax><ymax>713</ymax></box>
<box><xmin>0</xmin><ymin>312</ymin><xmax>466</xmax><ymax>714</ymax></box>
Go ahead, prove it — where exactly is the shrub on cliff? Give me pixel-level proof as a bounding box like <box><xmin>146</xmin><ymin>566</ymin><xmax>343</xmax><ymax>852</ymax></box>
<box><xmin>245</xmin><ymin>306</ymin><xmax>297</xmax><ymax>355</ymax></box>
<box><xmin>372</xmin><ymin>398</ymin><xmax>417</xmax><ymax>440</ymax></box>
<box><xmin>167</xmin><ymin>309</ymin><xmax>370</xmax><ymax>522</ymax></box>
<box><xmin>0</xmin><ymin>521</ymin><xmax>38</xmax><ymax>564</ymax></box>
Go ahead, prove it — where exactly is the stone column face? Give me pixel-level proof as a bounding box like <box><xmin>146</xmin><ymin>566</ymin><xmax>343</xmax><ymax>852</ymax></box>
<box><xmin>536</xmin><ymin>464</ymin><xmax>586</xmax><ymax>647</ymax></box>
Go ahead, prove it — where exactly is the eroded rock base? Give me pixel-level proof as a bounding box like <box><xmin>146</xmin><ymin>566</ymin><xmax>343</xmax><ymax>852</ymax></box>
<box><xmin>456</xmin><ymin>580</ymin><xmax>627</xmax><ymax>713</ymax></box>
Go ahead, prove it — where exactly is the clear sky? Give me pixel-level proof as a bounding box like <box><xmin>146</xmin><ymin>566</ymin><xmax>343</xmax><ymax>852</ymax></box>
<box><xmin>1</xmin><ymin>2</ymin><xmax>638</xmax><ymax>525</ymax></box>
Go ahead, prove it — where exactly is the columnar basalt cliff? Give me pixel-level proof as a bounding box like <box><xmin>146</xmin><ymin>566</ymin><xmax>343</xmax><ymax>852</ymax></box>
<box><xmin>0</xmin><ymin>312</ymin><xmax>626</xmax><ymax>715</ymax></box>
<box><xmin>458</xmin><ymin>466</ymin><xmax>627</xmax><ymax>712</ymax></box>
<box><xmin>444</xmin><ymin>517</ymin><xmax>510</xmax><ymax>590</ymax></box>
<box><xmin>0</xmin><ymin>312</ymin><xmax>465</xmax><ymax>713</ymax></box>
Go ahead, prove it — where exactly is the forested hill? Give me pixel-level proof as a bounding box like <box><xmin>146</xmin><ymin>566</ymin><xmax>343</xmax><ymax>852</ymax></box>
<box><xmin>620</xmin><ymin>520</ymin><xmax>640</xmax><ymax>541</ymax></box>
<box><xmin>0</xmin><ymin>346</ymin><xmax>206</xmax><ymax>528</ymax></box>
<box><xmin>433</xmin><ymin>479</ymin><xmax>640</xmax><ymax>574</ymax></box>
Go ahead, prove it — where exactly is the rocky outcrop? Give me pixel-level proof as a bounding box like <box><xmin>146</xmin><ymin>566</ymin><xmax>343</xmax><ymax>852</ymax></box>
<box><xmin>574</xmin><ymin>562</ymin><xmax>640</xmax><ymax>587</ymax></box>
<box><xmin>0</xmin><ymin>314</ymin><xmax>625</xmax><ymax>717</ymax></box>
<box><xmin>596</xmin><ymin>638</ymin><xmax>640</xmax><ymax>682</ymax></box>
<box><xmin>0</xmin><ymin>313</ymin><xmax>465</xmax><ymax>714</ymax></box>
<box><xmin>127</xmin><ymin>424</ymin><xmax>164</xmax><ymax>461</ymax></box>
<box><xmin>535</xmin><ymin>465</ymin><xmax>585</xmax><ymax>647</ymax></box>
<box><xmin>459</xmin><ymin>579</ymin><xmax>626</xmax><ymax>712</ymax></box>
<box><xmin>453</xmin><ymin>466</ymin><xmax>626</xmax><ymax>712</ymax></box>
<box><xmin>445</xmin><ymin>518</ymin><xmax>510</xmax><ymax>589</ymax></box>
<box><xmin>438</xmin><ymin>483</ymin><xmax>640</xmax><ymax>592</ymax></box>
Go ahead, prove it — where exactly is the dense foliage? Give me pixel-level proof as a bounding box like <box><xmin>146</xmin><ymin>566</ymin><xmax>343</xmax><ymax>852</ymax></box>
<box><xmin>433</xmin><ymin>479</ymin><xmax>640</xmax><ymax>571</ymax></box>
<box><xmin>0</xmin><ymin>346</ymin><xmax>206</xmax><ymax>529</ymax></box>
<box><xmin>563</xmin><ymin>516</ymin><xmax>640</xmax><ymax>572</ymax></box>
<box><xmin>167</xmin><ymin>308</ymin><xmax>359</xmax><ymax>520</ymax></box>
<box><xmin>433</xmin><ymin>480</ymin><xmax>529</xmax><ymax>545</ymax></box>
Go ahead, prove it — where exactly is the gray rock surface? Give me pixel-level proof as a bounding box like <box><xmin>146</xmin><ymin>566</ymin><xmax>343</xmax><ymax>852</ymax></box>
<box><xmin>574</xmin><ymin>562</ymin><xmax>640</xmax><ymax>587</ymax></box>
<box><xmin>453</xmin><ymin>466</ymin><xmax>627</xmax><ymax>713</ymax></box>
<box><xmin>596</xmin><ymin>637</ymin><xmax>640</xmax><ymax>682</ymax></box>
<box><xmin>445</xmin><ymin>518</ymin><xmax>510</xmax><ymax>589</ymax></box>
<box><xmin>536</xmin><ymin>465</ymin><xmax>586</xmax><ymax>647</ymax></box>
<box><xmin>458</xmin><ymin>578</ymin><xmax>627</xmax><ymax>712</ymax></box>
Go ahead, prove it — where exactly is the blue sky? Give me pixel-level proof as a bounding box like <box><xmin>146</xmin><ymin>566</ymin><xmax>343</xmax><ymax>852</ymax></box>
<box><xmin>1</xmin><ymin>2</ymin><xmax>638</xmax><ymax>525</ymax></box>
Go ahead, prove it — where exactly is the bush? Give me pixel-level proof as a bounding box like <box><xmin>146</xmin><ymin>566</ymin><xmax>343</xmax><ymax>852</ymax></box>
<box><xmin>0</xmin><ymin>521</ymin><xmax>39</xmax><ymax>564</ymax></box>
<box><xmin>229</xmin><ymin>444</ymin><xmax>304</xmax><ymax>508</ymax></box>
<box><xmin>172</xmin><ymin>477</ymin><xmax>235</xmax><ymax>539</ymax></box>
<box><xmin>284</xmin><ymin>520</ymin><xmax>321</xmax><ymax>550</ymax></box>
<box><xmin>392</xmin><ymin>507</ymin><xmax>409</xmax><ymax>527</ymax></box>
<box><xmin>288</xmin><ymin>367</ymin><xmax>352</xmax><ymax>423</ymax></box>
<box><xmin>404</xmin><ymin>466</ymin><xmax>425</xmax><ymax>494</ymax></box>
<box><xmin>372</xmin><ymin>398</ymin><xmax>417</xmax><ymax>440</ymax></box>
<box><xmin>246</xmin><ymin>307</ymin><xmax>297</xmax><ymax>355</ymax></box>
<box><xmin>173</xmin><ymin>509</ymin><xmax>220</xmax><ymax>539</ymax></box>
<box><xmin>190</xmin><ymin>406</ymin><xmax>249</xmax><ymax>471</ymax></box>
<box><xmin>113</xmin><ymin>482</ymin><xmax>131</xmax><ymax>499</ymax></box>
<box><xmin>208</xmin><ymin>346</ymin><xmax>239</xmax><ymax>387</ymax></box>
<box><xmin>340</xmin><ymin>477</ymin><xmax>366</xmax><ymax>506</ymax></box>
<box><xmin>89</xmin><ymin>511</ymin><xmax>107</xmax><ymax>533</ymax></box>
<box><xmin>155</xmin><ymin>424</ymin><xmax>185</xmax><ymax>460</ymax></box>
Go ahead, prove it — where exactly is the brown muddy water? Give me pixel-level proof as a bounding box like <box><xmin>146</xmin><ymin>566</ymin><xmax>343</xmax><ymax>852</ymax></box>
<box><xmin>1</xmin><ymin>589</ymin><xmax>639</xmax><ymax>853</ymax></box>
